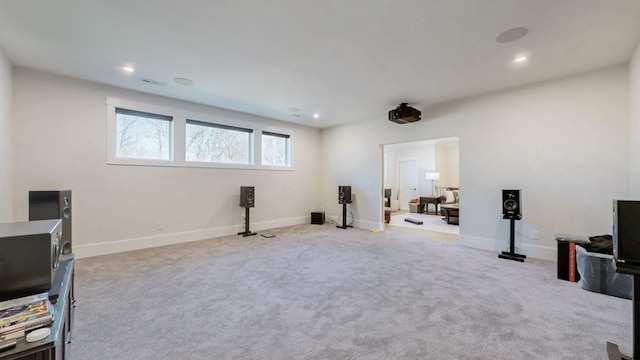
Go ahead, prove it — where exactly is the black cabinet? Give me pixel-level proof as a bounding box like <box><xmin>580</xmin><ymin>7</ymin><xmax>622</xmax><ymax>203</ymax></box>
<box><xmin>1</xmin><ymin>259</ymin><xmax>74</xmax><ymax>360</ymax></box>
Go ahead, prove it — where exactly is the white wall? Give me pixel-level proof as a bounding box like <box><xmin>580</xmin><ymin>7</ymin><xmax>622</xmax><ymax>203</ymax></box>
<box><xmin>630</xmin><ymin>40</ymin><xmax>640</xmax><ymax>198</ymax></box>
<box><xmin>12</xmin><ymin>68</ymin><xmax>322</xmax><ymax>258</ymax></box>
<box><xmin>439</xmin><ymin>142</ymin><xmax>459</xmax><ymax>188</ymax></box>
<box><xmin>0</xmin><ymin>47</ymin><xmax>12</xmax><ymax>222</ymax></box>
<box><xmin>321</xmin><ymin>65</ymin><xmax>629</xmax><ymax>260</ymax></box>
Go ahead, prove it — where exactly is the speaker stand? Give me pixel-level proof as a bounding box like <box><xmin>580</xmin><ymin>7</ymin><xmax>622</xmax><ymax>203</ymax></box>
<box><xmin>499</xmin><ymin>217</ymin><xmax>526</xmax><ymax>262</ymax></box>
<box><xmin>337</xmin><ymin>202</ymin><xmax>353</xmax><ymax>229</ymax></box>
<box><xmin>238</xmin><ymin>206</ymin><xmax>257</xmax><ymax>237</ymax></box>
<box><xmin>607</xmin><ymin>269</ymin><xmax>639</xmax><ymax>360</ymax></box>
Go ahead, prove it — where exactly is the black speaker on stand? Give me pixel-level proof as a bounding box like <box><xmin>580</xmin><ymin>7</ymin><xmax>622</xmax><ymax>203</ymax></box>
<box><xmin>607</xmin><ymin>200</ymin><xmax>640</xmax><ymax>360</ymax></box>
<box><xmin>498</xmin><ymin>189</ymin><xmax>526</xmax><ymax>262</ymax></box>
<box><xmin>238</xmin><ymin>186</ymin><xmax>257</xmax><ymax>237</ymax></box>
<box><xmin>607</xmin><ymin>263</ymin><xmax>639</xmax><ymax>360</ymax></box>
<box><xmin>337</xmin><ymin>186</ymin><xmax>353</xmax><ymax>229</ymax></box>
<box><xmin>29</xmin><ymin>190</ymin><xmax>72</xmax><ymax>255</ymax></box>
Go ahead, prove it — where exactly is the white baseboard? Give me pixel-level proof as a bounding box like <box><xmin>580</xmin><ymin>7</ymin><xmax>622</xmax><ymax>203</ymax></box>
<box><xmin>76</xmin><ymin>217</ymin><xmax>556</xmax><ymax>261</ymax></box>
<box><xmin>458</xmin><ymin>235</ymin><xmax>556</xmax><ymax>261</ymax></box>
<box><xmin>74</xmin><ymin>216</ymin><xmax>309</xmax><ymax>259</ymax></box>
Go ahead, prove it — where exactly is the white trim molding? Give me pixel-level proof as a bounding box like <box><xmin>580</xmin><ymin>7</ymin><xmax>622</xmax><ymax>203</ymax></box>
<box><xmin>458</xmin><ymin>234</ymin><xmax>556</xmax><ymax>261</ymax></box>
<box><xmin>74</xmin><ymin>215</ymin><xmax>309</xmax><ymax>258</ymax></box>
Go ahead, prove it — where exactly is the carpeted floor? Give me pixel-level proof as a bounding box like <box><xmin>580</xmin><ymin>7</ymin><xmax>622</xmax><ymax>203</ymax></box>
<box><xmin>72</xmin><ymin>224</ymin><xmax>631</xmax><ymax>359</ymax></box>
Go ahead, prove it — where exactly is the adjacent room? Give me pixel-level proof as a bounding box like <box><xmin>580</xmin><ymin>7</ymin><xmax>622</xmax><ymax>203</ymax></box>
<box><xmin>382</xmin><ymin>138</ymin><xmax>460</xmax><ymax>239</ymax></box>
<box><xmin>1</xmin><ymin>1</ymin><xmax>640</xmax><ymax>359</ymax></box>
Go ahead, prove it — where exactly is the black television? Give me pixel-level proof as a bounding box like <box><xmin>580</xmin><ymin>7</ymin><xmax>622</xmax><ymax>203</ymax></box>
<box><xmin>613</xmin><ymin>199</ymin><xmax>640</xmax><ymax>266</ymax></box>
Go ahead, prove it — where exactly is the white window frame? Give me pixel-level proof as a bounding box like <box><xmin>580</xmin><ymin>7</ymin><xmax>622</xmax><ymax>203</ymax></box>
<box><xmin>106</xmin><ymin>97</ymin><xmax>293</xmax><ymax>171</ymax></box>
<box><xmin>114</xmin><ymin>108</ymin><xmax>174</xmax><ymax>161</ymax></box>
<box><xmin>185</xmin><ymin>119</ymin><xmax>255</xmax><ymax>166</ymax></box>
<box><xmin>261</xmin><ymin>131</ymin><xmax>292</xmax><ymax>168</ymax></box>
<box><xmin>107</xmin><ymin>98</ymin><xmax>179</xmax><ymax>167</ymax></box>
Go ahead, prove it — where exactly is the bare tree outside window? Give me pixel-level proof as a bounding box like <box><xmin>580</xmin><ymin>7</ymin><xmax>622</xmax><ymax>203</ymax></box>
<box><xmin>262</xmin><ymin>132</ymin><xmax>290</xmax><ymax>166</ymax></box>
<box><xmin>115</xmin><ymin>109</ymin><xmax>172</xmax><ymax>160</ymax></box>
<box><xmin>110</xmin><ymin>103</ymin><xmax>293</xmax><ymax>169</ymax></box>
<box><xmin>185</xmin><ymin>120</ymin><xmax>251</xmax><ymax>164</ymax></box>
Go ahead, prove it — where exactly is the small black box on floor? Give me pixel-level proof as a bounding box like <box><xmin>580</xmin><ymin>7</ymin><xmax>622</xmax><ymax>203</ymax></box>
<box><xmin>311</xmin><ymin>211</ymin><xmax>325</xmax><ymax>225</ymax></box>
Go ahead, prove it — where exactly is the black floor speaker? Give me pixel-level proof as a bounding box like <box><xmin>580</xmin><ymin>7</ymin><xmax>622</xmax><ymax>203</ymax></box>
<box><xmin>29</xmin><ymin>190</ymin><xmax>72</xmax><ymax>255</ymax></box>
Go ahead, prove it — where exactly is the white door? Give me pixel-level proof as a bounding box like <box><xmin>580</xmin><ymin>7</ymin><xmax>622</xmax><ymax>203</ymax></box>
<box><xmin>398</xmin><ymin>160</ymin><xmax>418</xmax><ymax>210</ymax></box>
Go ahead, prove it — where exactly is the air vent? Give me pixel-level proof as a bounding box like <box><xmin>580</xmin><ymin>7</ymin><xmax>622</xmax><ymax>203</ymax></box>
<box><xmin>141</xmin><ymin>78</ymin><xmax>168</xmax><ymax>87</ymax></box>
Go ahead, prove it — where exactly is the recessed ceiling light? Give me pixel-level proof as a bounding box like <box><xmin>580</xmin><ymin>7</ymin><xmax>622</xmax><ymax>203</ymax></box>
<box><xmin>174</xmin><ymin>77</ymin><xmax>194</xmax><ymax>86</ymax></box>
<box><xmin>313</xmin><ymin>113</ymin><xmax>319</xmax><ymax>119</ymax></box>
<box><xmin>514</xmin><ymin>56</ymin><xmax>528</xmax><ymax>63</ymax></box>
<box><xmin>122</xmin><ymin>65</ymin><xmax>135</xmax><ymax>73</ymax></box>
<box><xmin>496</xmin><ymin>27</ymin><xmax>528</xmax><ymax>43</ymax></box>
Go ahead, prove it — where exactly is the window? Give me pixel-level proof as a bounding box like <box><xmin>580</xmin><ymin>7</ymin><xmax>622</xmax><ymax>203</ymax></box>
<box><xmin>115</xmin><ymin>108</ymin><xmax>173</xmax><ymax>160</ymax></box>
<box><xmin>262</xmin><ymin>131</ymin><xmax>291</xmax><ymax>167</ymax></box>
<box><xmin>107</xmin><ymin>97</ymin><xmax>293</xmax><ymax>170</ymax></box>
<box><xmin>185</xmin><ymin>120</ymin><xmax>253</xmax><ymax>164</ymax></box>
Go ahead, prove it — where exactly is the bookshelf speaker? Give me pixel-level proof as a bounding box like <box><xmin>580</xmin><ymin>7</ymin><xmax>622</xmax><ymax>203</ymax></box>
<box><xmin>502</xmin><ymin>189</ymin><xmax>521</xmax><ymax>220</ymax></box>
<box><xmin>613</xmin><ymin>199</ymin><xmax>640</xmax><ymax>265</ymax></box>
<box><xmin>240</xmin><ymin>186</ymin><xmax>255</xmax><ymax>207</ymax></box>
<box><xmin>338</xmin><ymin>186</ymin><xmax>352</xmax><ymax>204</ymax></box>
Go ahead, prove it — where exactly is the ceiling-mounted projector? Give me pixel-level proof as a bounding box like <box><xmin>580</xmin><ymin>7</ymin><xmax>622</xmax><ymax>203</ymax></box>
<box><xmin>388</xmin><ymin>103</ymin><xmax>421</xmax><ymax>124</ymax></box>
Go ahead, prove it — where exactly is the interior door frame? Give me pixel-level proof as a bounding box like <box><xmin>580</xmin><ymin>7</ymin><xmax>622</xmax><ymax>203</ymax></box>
<box><xmin>379</xmin><ymin>137</ymin><xmax>460</xmax><ymax>232</ymax></box>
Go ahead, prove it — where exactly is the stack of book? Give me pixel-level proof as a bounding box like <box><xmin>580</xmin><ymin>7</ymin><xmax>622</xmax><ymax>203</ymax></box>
<box><xmin>0</xmin><ymin>293</ymin><xmax>53</xmax><ymax>340</ymax></box>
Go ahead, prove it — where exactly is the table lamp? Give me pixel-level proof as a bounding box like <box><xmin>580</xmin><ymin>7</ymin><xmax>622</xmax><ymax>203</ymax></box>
<box><xmin>425</xmin><ymin>172</ymin><xmax>440</xmax><ymax>196</ymax></box>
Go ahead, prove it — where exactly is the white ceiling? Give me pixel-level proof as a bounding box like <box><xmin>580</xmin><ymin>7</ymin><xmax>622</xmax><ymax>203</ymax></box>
<box><xmin>1</xmin><ymin>0</ymin><xmax>639</xmax><ymax>128</ymax></box>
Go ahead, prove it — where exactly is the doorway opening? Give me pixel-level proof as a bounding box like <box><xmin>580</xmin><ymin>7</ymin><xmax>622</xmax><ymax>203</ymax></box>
<box><xmin>382</xmin><ymin>137</ymin><xmax>459</xmax><ymax>242</ymax></box>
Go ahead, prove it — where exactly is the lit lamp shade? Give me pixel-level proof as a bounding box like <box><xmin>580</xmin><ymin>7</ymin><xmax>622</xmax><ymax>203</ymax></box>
<box><xmin>425</xmin><ymin>172</ymin><xmax>440</xmax><ymax>181</ymax></box>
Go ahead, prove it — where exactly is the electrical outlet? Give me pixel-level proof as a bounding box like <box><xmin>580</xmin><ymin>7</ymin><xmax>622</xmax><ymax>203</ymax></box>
<box><xmin>156</xmin><ymin>222</ymin><xmax>163</xmax><ymax>231</ymax></box>
<box><xmin>530</xmin><ymin>230</ymin><xmax>539</xmax><ymax>240</ymax></box>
